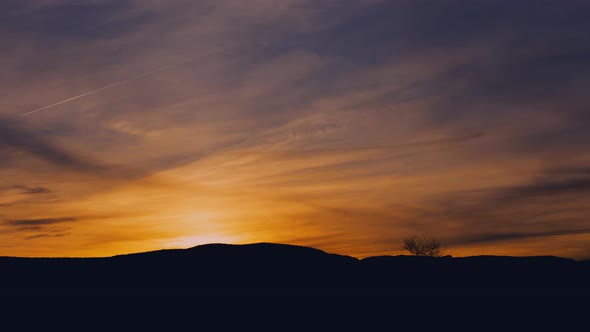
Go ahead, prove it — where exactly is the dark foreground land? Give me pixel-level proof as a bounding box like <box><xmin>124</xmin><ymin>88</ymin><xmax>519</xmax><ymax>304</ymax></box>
<box><xmin>1</xmin><ymin>243</ymin><xmax>589</xmax><ymax>296</ymax></box>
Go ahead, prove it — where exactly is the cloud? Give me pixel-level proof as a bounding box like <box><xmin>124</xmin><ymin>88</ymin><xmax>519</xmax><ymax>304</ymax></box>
<box><xmin>300</xmin><ymin>1</ymin><xmax>590</xmax><ymax>155</ymax></box>
<box><xmin>0</xmin><ymin>185</ymin><xmax>55</xmax><ymax>207</ymax></box>
<box><xmin>454</xmin><ymin>228</ymin><xmax>590</xmax><ymax>245</ymax></box>
<box><xmin>7</xmin><ymin>217</ymin><xmax>77</xmax><ymax>227</ymax></box>
<box><xmin>0</xmin><ymin>1</ymin><xmax>153</xmax><ymax>44</ymax></box>
<box><xmin>407</xmin><ymin>165</ymin><xmax>590</xmax><ymax>252</ymax></box>
<box><xmin>13</xmin><ymin>185</ymin><xmax>52</xmax><ymax>195</ymax></box>
<box><xmin>25</xmin><ymin>232</ymin><xmax>69</xmax><ymax>240</ymax></box>
<box><xmin>492</xmin><ymin>167</ymin><xmax>590</xmax><ymax>201</ymax></box>
<box><xmin>252</xmin><ymin>131</ymin><xmax>485</xmax><ymax>156</ymax></box>
<box><xmin>0</xmin><ymin>117</ymin><xmax>109</xmax><ymax>173</ymax></box>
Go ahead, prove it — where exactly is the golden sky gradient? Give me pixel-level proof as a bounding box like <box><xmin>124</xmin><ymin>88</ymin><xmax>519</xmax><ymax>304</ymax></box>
<box><xmin>1</xmin><ymin>0</ymin><xmax>590</xmax><ymax>259</ymax></box>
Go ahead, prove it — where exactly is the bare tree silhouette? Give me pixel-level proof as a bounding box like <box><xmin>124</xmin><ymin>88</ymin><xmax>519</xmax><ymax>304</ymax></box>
<box><xmin>402</xmin><ymin>236</ymin><xmax>443</xmax><ymax>257</ymax></box>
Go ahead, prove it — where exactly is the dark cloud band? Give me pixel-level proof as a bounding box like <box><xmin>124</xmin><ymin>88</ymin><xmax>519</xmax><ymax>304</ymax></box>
<box><xmin>7</xmin><ymin>217</ymin><xmax>77</xmax><ymax>227</ymax></box>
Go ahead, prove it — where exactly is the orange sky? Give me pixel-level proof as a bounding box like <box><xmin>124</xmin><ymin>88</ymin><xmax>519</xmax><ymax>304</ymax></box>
<box><xmin>1</xmin><ymin>1</ymin><xmax>590</xmax><ymax>259</ymax></box>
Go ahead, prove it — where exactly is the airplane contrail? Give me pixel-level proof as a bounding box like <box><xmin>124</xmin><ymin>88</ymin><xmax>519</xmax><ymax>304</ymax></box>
<box><xmin>21</xmin><ymin>47</ymin><xmax>228</xmax><ymax>116</ymax></box>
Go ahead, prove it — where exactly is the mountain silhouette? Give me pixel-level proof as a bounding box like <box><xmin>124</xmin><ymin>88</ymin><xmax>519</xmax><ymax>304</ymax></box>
<box><xmin>1</xmin><ymin>242</ymin><xmax>589</xmax><ymax>295</ymax></box>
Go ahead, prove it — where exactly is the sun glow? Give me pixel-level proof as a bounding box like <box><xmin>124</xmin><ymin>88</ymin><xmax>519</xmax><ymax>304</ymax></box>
<box><xmin>162</xmin><ymin>234</ymin><xmax>245</xmax><ymax>249</ymax></box>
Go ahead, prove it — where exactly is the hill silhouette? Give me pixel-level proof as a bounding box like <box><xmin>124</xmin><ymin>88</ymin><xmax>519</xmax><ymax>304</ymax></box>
<box><xmin>1</xmin><ymin>242</ymin><xmax>589</xmax><ymax>295</ymax></box>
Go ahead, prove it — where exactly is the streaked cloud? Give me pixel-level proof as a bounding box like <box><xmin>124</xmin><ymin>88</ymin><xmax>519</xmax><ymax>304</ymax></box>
<box><xmin>7</xmin><ymin>217</ymin><xmax>77</xmax><ymax>227</ymax></box>
<box><xmin>0</xmin><ymin>117</ymin><xmax>107</xmax><ymax>173</ymax></box>
<box><xmin>18</xmin><ymin>186</ymin><xmax>52</xmax><ymax>195</ymax></box>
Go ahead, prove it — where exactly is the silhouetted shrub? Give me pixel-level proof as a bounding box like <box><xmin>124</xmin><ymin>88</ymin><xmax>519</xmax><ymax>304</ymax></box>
<box><xmin>402</xmin><ymin>236</ymin><xmax>443</xmax><ymax>257</ymax></box>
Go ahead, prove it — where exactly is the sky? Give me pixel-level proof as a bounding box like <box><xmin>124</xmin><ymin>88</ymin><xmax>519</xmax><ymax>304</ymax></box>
<box><xmin>1</xmin><ymin>0</ymin><xmax>590</xmax><ymax>259</ymax></box>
